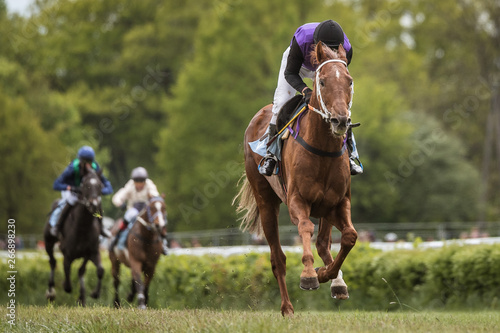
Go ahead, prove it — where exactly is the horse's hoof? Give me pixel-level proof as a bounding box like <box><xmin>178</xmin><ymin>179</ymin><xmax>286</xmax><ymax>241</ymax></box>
<box><xmin>90</xmin><ymin>291</ymin><xmax>100</xmax><ymax>299</ymax></box>
<box><xmin>63</xmin><ymin>283</ymin><xmax>72</xmax><ymax>294</ymax></box>
<box><xmin>45</xmin><ymin>288</ymin><xmax>56</xmax><ymax>302</ymax></box>
<box><xmin>300</xmin><ymin>276</ymin><xmax>320</xmax><ymax>291</ymax></box>
<box><xmin>114</xmin><ymin>300</ymin><xmax>121</xmax><ymax>309</ymax></box>
<box><xmin>331</xmin><ymin>285</ymin><xmax>349</xmax><ymax>299</ymax></box>
<box><xmin>138</xmin><ymin>304</ymin><xmax>146</xmax><ymax>310</ymax></box>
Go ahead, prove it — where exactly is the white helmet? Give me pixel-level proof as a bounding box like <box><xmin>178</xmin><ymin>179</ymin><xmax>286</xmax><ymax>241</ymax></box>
<box><xmin>131</xmin><ymin>167</ymin><xmax>148</xmax><ymax>181</ymax></box>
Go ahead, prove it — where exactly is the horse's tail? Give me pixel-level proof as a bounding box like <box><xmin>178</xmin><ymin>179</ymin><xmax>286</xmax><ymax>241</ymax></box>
<box><xmin>232</xmin><ymin>173</ymin><xmax>262</xmax><ymax>236</ymax></box>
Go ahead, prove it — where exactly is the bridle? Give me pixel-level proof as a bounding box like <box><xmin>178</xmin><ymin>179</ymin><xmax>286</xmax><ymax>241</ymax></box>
<box><xmin>78</xmin><ymin>176</ymin><xmax>102</xmax><ymax>215</ymax></box>
<box><xmin>308</xmin><ymin>59</ymin><xmax>352</xmax><ymax>125</ymax></box>
<box><xmin>135</xmin><ymin>197</ymin><xmax>166</xmax><ymax>233</ymax></box>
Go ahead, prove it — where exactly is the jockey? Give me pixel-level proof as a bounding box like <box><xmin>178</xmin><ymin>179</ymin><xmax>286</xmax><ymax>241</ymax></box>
<box><xmin>259</xmin><ymin>20</ymin><xmax>363</xmax><ymax>176</ymax></box>
<box><xmin>49</xmin><ymin>146</ymin><xmax>113</xmax><ymax>237</ymax></box>
<box><xmin>111</xmin><ymin>167</ymin><xmax>168</xmax><ymax>255</ymax></box>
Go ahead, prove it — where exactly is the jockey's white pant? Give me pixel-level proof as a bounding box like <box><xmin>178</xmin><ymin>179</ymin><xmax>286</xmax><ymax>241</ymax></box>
<box><xmin>49</xmin><ymin>191</ymin><xmax>79</xmax><ymax>227</ymax></box>
<box><xmin>124</xmin><ymin>207</ymin><xmax>140</xmax><ymax>224</ymax></box>
<box><xmin>271</xmin><ymin>47</ymin><xmax>315</xmax><ymax>125</ymax></box>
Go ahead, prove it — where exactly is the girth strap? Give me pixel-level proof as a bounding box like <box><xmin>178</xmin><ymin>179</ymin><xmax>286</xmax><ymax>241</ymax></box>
<box><xmin>294</xmin><ymin>134</ymin><xmax>347</xmax><ymax>158</ymax></box>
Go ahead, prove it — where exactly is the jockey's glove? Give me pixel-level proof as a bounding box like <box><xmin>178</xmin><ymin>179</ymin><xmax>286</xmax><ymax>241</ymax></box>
<box><xmin>302</xmin><ymin>87</ymin><xmax>313</xmax><ymax>105</ymax></box>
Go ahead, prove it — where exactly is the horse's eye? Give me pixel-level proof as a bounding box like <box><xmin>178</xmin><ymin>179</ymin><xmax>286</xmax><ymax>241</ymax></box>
<box><xmin>319</xmin><ymin>79</ymin><xmax>325</xmax><ymax>87</ymax></box>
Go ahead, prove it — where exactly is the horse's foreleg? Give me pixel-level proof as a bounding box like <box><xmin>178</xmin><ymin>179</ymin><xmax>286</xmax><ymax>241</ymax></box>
<box><xmin>289</xmin><ymin>199</ymin><xmax>318</xmax><ymax>291</ymax></box>
<box><xmin>324</xmin><ymin>198</ymin><xmax>357</xmax><ymax>299</ymax></box>
<box><xmin>63</xmin><ymin>256</ymin><xmax>73</xmax><ymax>294</ymax></box>
<box><xmin>110</xmin><ymin>254</ymin><xmax>121</xmax><ymax>308</ymax></box>
<box><xmin>143</xmin><ymin>266</ymin><xmax>156</xmax><ymax>307</ymax></box>
<box><xmin>77</xmin><ymin>258</ymin><xmax>89</xmax><ymax>306</ymax></box>
<box><xmin>90</xmin><ymin>252</ymin><xmax>104</xmax><ymax>299</ymax></box>
<box><xmin>45</xmin><ymin>239</ymin><xmax>57</xmax><ymax>302</ymax></box>
<box><xmin>316</xmin><ymin>219</ymin><xmax>334</xmax><ymax>282</ymax></box>
<box><xmin>129</xmin><ymin>260</ymin><xmax>145</xmax><ymax>309</ymax></box>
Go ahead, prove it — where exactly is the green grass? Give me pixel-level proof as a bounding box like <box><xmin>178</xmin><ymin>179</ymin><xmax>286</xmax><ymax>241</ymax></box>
<box><xmin>3</xmin><ymin>306</ymin><xmax>500</xmax><ymax>333</ymax></box>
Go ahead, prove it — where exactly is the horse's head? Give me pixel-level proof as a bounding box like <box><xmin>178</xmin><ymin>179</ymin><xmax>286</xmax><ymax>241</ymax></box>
<box><xmin>310</xmin><ymin>42</ymin><xmax>353</xmax><ymax>137</ymax></box>
<box><xmin>146</xmin><ymin>196</ymin><xmax>167</xmax><ymax>237</ymax></box>
<box><xmin>80</xmin><ymin>165</ymin><xmax>103</xmax><ymax>215</ymax></box>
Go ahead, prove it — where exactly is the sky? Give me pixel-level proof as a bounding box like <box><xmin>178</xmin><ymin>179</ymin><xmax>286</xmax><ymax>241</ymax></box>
<box><xmin>4</xmin><ymin>0</ymin><xmax>32</xmax><ymax>15</ymax></box>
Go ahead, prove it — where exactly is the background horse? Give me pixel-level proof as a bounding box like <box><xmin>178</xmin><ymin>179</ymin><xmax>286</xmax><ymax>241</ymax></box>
<box><xmin>109</xmin><ymin>196</ymin><xmax>167</xmax><ymax>309</ymax></box>
<box><xmin>234</xmin><ymin>43</ymin><xmax>357</xmax><ymax>316</ymax></box>
<box><xmin>44</xmin><ymin>165</ymin><xmax>105</xmax><ymax>306</ymax></box>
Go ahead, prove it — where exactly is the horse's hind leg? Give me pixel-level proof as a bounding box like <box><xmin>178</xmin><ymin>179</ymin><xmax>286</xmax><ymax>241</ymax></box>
<box><xmin>256</xmin><ymin>194</ymin><xmax>293</xmax><ymax>317</ymax></box>
<box><xmin>45</xmin><ymin>237</ymin><xmax>57</xmax><ymax>302</ymax></box>
<box><xmin>89</xmin><ymin>252</ymin><xmax>104</xmax><ymax>299</ymax></box>
<box><xmin>77</xmin><ymin>258</ymin><xmax>89</xmax><ymax>306</ymax></box>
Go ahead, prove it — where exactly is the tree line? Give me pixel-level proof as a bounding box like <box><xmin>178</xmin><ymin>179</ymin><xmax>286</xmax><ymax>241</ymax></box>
<box><xmin>0</xmin><ymin>0</ymin><xmax>498</xmax><ymax>234</ymax></box>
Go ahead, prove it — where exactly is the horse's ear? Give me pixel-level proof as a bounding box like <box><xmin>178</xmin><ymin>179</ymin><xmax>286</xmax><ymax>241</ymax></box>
<box><xmin>161</xmin><ymin>193</ymin><xmax>165</xmax><ymax>199</ymax></box>
<box><xmin>97</xmin><ymin>168</ymin><xmax>103</xmax><ymax>177</ymax></box>
<box><xmin>315</xmin><ymin>41</ymin><xmax>328</xmax><ymax>64</ymax></box>
<box><xmin>337</xmin><ymin>43</ymin><xmax>347</xmax><ymax>61</ymax></box>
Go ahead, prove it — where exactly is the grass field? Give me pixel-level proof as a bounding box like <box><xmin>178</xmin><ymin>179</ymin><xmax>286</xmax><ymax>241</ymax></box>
<box><xmin>3</xmin><ymin>306</ymin><xmax>500</xmax><ymax>333</ymax></box>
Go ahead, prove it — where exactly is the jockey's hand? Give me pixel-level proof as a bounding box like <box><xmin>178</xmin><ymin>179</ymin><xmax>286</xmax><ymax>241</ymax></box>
<box><xmin>119</xmin><ymin>203</ymin><xmax>127</xmax><ymax>211</ymax></box>
<box><xmin>302</xmin><ymin>87</ymin><xmax>313</xmax><ymax>105</ymax></box>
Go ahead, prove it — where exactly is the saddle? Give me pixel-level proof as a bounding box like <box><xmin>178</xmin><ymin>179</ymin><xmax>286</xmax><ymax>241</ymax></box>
<box><xmin>276</xmin><ymin>95</ymin><xmax>304</xmax><ymax>131</ymax></box>
<box><xmin>248</xmin><ymin>95</ymin><xmax>306</xmax><ymax>159</ymax></box>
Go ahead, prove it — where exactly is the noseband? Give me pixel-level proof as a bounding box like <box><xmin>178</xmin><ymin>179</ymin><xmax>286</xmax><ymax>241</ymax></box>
<box><xmin>308</xmin><ymin>59</ymin><xmax>351</xmax><ymax>124</ymax></box>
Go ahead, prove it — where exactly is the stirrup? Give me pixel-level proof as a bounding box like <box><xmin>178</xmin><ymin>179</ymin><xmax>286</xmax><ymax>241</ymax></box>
<box><xmin>349</xmin><ymin>158</ymin><xmax>363</xmax><ymax>175</ymax></box>
<box><xmin>258</xmin><ymin>155</ymin><xmax>277</xmax><ymax>176</ymax></box>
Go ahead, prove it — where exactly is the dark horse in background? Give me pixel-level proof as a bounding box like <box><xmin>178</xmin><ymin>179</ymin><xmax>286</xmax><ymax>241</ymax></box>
<box><xmin>109</xmin><ymin>196</ymin><xmax>167</xmax><ymax>309</ymax></box>
<box><xmin>234</xmin><ymin>43</ymin><xmax>357</xmax><ymax>316</ymax></box>
<box><xmin>44</xmin><ymin>164</ymin><xmax>105</xmax><ymax>306</ymax></box>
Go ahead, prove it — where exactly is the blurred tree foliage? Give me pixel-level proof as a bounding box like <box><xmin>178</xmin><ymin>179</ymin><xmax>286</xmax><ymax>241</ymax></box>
<box><xmin>0</xmin><ymin>0</ymin><xmax>497</xmax><ymax>234</ymax></box>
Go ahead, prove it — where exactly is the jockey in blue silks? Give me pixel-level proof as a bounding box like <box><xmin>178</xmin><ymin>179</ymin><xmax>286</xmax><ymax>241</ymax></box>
<box><xmin>259</xmin><ymin>20</ymin><xmax>363</xmax><ymax>176</ymax></box>
<box><xmin>49</xmin><ymin>146</ymin><xmax>113</xmax><ymax>237</ymax></box>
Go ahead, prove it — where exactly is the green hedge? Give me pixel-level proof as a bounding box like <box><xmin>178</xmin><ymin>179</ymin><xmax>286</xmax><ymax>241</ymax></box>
<box><xmin>2</xmin><ymin>243</ymin><xmax>500</xmax><ymax>311</ymax></box>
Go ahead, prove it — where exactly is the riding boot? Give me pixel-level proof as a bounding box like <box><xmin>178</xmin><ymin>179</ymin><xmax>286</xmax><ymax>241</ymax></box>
<box><xmin>109</xmin><ymin>229</ymin><xmax>122</xmax><ymax>251</ymax></box>
<box><xmin>259</xmin><ymin>124</ymin><xmax>278</xmax><ymax>176</ymax></box>
<box><xmin>98</xmin><ymin>218</ymin><xmax>112</xmax><ymax>238</ymax></box>
<box><xmin>52</xmin><ymin>204</ymin><xmax>72</xmax><ymax>237</ymax></box>
<box><xmin>346</xmin><ymin>127</ymin><xmax>363</xmax><ymax>176</ymax></box>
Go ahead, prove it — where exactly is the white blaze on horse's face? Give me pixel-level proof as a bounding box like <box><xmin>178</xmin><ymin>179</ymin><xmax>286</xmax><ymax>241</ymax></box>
<box><xmin>154</xmin><ymin>201</ymin><xmax>166</xmax><ymax>229</ymax></box>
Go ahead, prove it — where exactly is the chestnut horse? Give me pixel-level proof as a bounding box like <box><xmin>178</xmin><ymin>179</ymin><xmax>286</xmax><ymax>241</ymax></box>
<box><xmin>109</xmin><ymin>196</ymin><xmax>167</xmax><ymax>309</ymax></box>
<box><xmin>44</xmin><ymin>165</ymin><xmax>105</xmax><ymax>306</ymax></box>
<box><xmin>234</xmin><ymin>43</ymin><xmax>357</xmax><ymax>316</ymax></box>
